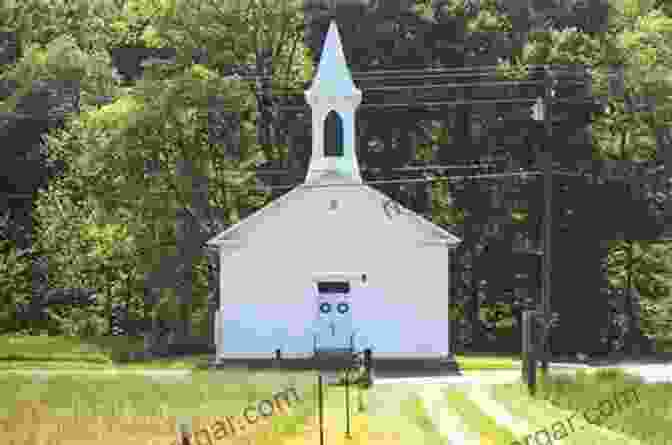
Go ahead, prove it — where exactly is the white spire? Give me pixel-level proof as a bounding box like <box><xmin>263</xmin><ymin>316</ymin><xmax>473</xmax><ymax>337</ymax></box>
<box><xmin>305</xmin><ymin>20</ymin><xmax>361</xmax><ymax>100</ymax></box>
<box><xmin>304</xmin><ymin>20</ymin><xmax>362</xmax><ymax>185</ymax></box>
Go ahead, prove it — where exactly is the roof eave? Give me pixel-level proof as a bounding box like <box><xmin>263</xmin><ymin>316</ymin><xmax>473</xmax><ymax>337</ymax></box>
<box><xmin>417</xmin><ymin>238</ymin><xmax>462</xmax><ymax>247</ymax></box>
<box><xmin>206</xmin><ymin>239</ymin><xmax>244</xmax><ymax>249</ymax></box>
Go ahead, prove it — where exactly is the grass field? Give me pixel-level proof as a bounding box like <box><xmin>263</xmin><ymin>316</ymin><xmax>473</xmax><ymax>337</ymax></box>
<box><xmin>0</xmin><ymin>334</ymin><xmax>521</xmax><ymax>445</ymax></box>
<box><xmin>0</xmin><ymin>333</ymin><xmax>525</xmax><ymax>371</ymax></box>
<box><xmin>0</xmin><ymin>367</ymin><xmax>458</xmax><ymax>445</ymax></box>
<box><xmin>490</xmin><ymin>368</ymin><xmax>672</xmax><ymax>445</ymax></box>
<box><xmin>2</xmin><ymin>334</ymin><xmax>672</xmax><ymax>445</ymax></box>
<box><xmin>3</xmin><ymin>368</ymin><xmax>320</xmax><ymax>444</ymax></box>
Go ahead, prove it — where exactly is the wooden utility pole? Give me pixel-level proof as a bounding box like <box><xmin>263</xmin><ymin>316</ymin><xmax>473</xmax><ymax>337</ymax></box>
<box><xmin>527</xmin><ymin>68</ymin><xmax>557</xmax><ymax>373</ymax></box>
<box><xmin>541</xmin><ymin>150</ymin><xmax>552</xmax><ymax>373</ymax></box>
<box><xmin>540</xmin><ymin>68</ymin><xmax>555</xmax><ymax>373</ymax></box>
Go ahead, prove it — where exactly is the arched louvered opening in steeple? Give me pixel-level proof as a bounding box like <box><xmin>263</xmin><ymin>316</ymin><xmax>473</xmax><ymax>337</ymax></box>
<box><xmin>324</xmin><ymin>109</ymin><xmax>344</xmax><ymax>157</ymax></box>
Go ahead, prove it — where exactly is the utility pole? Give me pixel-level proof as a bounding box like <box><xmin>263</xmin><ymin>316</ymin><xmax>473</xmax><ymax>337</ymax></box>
<box><xmin>530</xmin><ymin>68</ymin><xmax>555</xmax><ymax>374</ymax></box>
<box><xmin>540</xmin><ymin>67</ymin><xmax>555</xmax><ymax>373</ymax></box>
<box><xmin>540</xmin><ymin>150</ymin><xmax>552</xmax><ymax>373</ymax></box>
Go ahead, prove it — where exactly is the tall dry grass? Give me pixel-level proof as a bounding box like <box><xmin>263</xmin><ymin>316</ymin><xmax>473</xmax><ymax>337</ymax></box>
<box><xmin>1</xmin><ymin>399</ymin><xmax>407</xmax><ymax>445</ymax></box>
<box><xmin>2</xmin><ymin>399</ymin><xmax>309</xmax><ymax>445</ymax></box>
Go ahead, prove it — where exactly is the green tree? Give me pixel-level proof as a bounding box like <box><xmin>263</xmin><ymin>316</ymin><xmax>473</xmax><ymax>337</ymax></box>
<box><xmin>0</xmin><ymin>23</ymin><xmax>121</xmax><ymax>333</ymax></box>
<box><xmin>0</xmin><ymin>0</ymin><xmax>312</xmax><ymax>344</ymax></box>
<box><xmin>596</xmin><ymin>0</ymin><xmax>672</xmax><ymax>352</ymax></box>
<box><xmin>494</xmin><ymin>0</ymin><xmax>672</xmax><ymax>353</ymax></box>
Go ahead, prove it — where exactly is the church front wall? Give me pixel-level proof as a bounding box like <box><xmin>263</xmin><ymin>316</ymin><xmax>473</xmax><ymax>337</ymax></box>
<box><xmin>214</xmin><ymin>186</ymin><xmax>452</xmax><ymax>360</ymax></box>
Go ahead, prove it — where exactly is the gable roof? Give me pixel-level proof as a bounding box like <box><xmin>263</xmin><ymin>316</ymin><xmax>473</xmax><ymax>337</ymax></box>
<box><xmin>206</xmin><ymin>185</ymin><xmax>304</xmax><ymax>247</ymax></box>
<box><xmin>206</xmin><ymin>181</ymin><xmax>461</xmax><ymax>248</ymax></box>
<box><xmin>363</xmin><ymin>183</ymin><xmax>461</xmax><ymax>245</ymax></box>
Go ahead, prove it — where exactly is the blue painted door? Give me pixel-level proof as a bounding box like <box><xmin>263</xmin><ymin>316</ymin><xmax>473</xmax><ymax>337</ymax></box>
<box><xmin>314</xmin><ymin>281</ymin><xmax>353</xmax><ymax>352</ymax></box>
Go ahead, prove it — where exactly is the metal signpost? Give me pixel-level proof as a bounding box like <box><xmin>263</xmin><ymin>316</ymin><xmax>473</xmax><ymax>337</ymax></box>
<box><xmin>314</xmin><ymin>347</ymin><xmax>371</xmax><ymax>445</ymax></box>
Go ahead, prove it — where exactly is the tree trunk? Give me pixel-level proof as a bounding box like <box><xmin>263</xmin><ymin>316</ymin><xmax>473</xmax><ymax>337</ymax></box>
<box><xmin>173</xmin><ymin>156</ymin><xmax>217</xmax><ymax>345</ymax></box>
<box><xmin>206</xmin><ymin>249</ymin><xmax>220</xmax><ymax>347</ymax></box>
<box><xmin>174</xmin><ymin>158</ymin><xmax>195</xmax><ymax>344</ymax></box>
<box><xmin>624</xmin><ymin>240</ymin><xmax>644</xmax><ymax>354</ymax></box>
<box><xmin>13</xmin><ymin>200</ymin><xmax>48</xmax><ymax>333</ymax></box>
<box><xmin>30</xmin><ymin>254</ymin><xmax>48</xmax><ymax>332</ymax></box>
<box><xmin>625</xmin><ymin>240</ymin><xmax>634</xmax><ymax>348</ymax></box>
<box><xmin>468</xmin><ymin>251</ymin><xmax>481</xmax><ymax>348</ymax></box>
<box><xmin>143</xmin><ymin>285</ymin><xmax>161</xmax><ymax>354</ymax></box>
<box><xmin>174</xmin><ymin>264</ymin><xmax>192</xmax><ymax>343</ymax></box>
<box><xmin>173</xmin><ymin>205</ymin><xmax>195</xmax><ymax>344</ymax></box>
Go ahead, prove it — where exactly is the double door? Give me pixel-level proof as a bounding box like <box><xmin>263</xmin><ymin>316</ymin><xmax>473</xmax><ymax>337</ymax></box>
<box><xmin>314</xmin><ymin>280</ymin><xmax>353</xmax><ymax>352</ymax></box>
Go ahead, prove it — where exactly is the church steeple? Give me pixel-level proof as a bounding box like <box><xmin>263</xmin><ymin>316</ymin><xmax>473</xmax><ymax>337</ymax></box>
<box><xmin>304</xmin><ymin>20</ymin><xmax>362</xmax><ymax>184</ymax></box>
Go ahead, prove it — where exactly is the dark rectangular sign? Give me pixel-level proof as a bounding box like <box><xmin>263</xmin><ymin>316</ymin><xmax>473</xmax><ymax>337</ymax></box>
<box><xmin>317</xmin><ymin>282</ymin><xmax>350</xmax><ymax>294</ymax></box>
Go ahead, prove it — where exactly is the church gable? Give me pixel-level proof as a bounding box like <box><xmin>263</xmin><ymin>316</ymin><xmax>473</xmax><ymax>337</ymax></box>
<box><xmin>208</xmin><ymin>183</ymin><xmax>459</xmax><ymax>250</ymax></box>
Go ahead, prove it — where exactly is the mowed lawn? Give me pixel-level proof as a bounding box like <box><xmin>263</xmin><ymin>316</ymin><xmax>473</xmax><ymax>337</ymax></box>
<box><xmin>0</xmin><ymin>334</ymin><xmax>211</xmax><ymax>369</ymax></box>
<box><xmin>0</xmin><ymin>334</ymin><xmax>522</xmax><ymax>370</ymax></box>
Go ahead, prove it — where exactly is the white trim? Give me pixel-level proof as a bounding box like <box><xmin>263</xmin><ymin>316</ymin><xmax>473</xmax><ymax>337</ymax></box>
<box><xmin>416</xmin><ymin>240</ymin><xmax>456</xmax><ymax>247</ymax></box>
<box><xmin>446</xmin><ymin>244</ymin><xmax>451</xmax><ymax>355</ymax></box>
<box><xmin>216</xmin><ymin>240</ymin><xmax>244</xmax><ymax>247</ymax></box>
<box><xmin>214</xmin><ymin>352</ymin><xmax>452</xmax><ymax>360</ymax></box>
<box><xmin>214</xmin><ymin>310</ymin><xmax>222</xmax><ymax>362</ymax></box>
<box><xmin>305</xmin><ymin>91</ymin><xmax>362</xmax><ymax>108</ymax></box>
<box><xmin>312</xmin><ymin>272</ymin><xmax>366</xmax><ymax>283</ymax></box>
<box><xmin>206</xmin><ymin>186</ymin><xmax>303</xmax><ymax>246</ymax></box>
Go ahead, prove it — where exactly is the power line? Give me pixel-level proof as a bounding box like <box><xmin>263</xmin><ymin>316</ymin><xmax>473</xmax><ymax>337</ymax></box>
<box><xmin>4</xmin><ymin>164</ymin><xmax>663</xmax><ymax>201</ymax></box>
<box><xmin>349</xmin><ymin>65</ymin><xmax>589</xmax><ymax>76</ymax></box>
<box><xmin>351</xmin><ymin>79</ymin><xmax>585</xmax><ymax>92</ymax></box>
<box><xmin>350</xmin><ymin>65</ymin><xmax>514</xmax><ymax>76</ymax></box>
<box><xmin>278</xmin><ymin>97</ymin><xmax>601</xmax><ymax>110</ymax></box>
<box><xmin>245</xmin><ymin>170</ymin><xmax>546</xmax><ymax>191</ymax></box>
<box><xmin>227</xmin><ymin>162</ymin><xmax>505</xmax><ymax>174</ymax></box>
<box><xmin>239</xmin><ymin>166</ymin><xmax>667</xmax><ymax>191</ymax></box>
<box><xmin>229</xmin><ymin>64</ymin><xmax>590</xmax><ymax>81</ymax></box>
<box><xmin>248</xmin><ymin>158</ymin><xmax>664</xmax><ymax>176</ymax></box>
<box><xmin>266</xmin><ymin>79</ymin><xmax>583</xmax><ymax>96</ymax></box>
<box><xmin>227</xmin><ymin>167</ymin><xmax>634</xmax><ymax>191</ymax></box>
<box><xmin>245</xmin><ymin>73</ymin><xmax>589</xmax><ymax>91</ymax></box>
<box><xmin>0</xmin><ymin>169</ymin><xmax>547</xmax><ymax>201</ymax></box>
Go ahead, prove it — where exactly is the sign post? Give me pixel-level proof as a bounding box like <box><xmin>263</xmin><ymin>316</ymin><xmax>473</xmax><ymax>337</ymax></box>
<box><xmin>176</xmin><ymin>416</ymin><xmax>192</xmax><ymax>445</ymax></box>
<box><xmin>522</xmin><ymin>310</ymin><xmax>538</xmax><ymax>396</ymax></box>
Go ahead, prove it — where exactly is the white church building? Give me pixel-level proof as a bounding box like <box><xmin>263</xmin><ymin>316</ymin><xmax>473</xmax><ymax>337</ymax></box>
<box><xmin>207</xmin><ymin>20</ymin><xmax>462</xmax><ymax>377</ymax></box>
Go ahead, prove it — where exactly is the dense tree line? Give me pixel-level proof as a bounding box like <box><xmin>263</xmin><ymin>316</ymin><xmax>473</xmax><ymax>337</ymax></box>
<box><xmin>0</xmin><ymin>0</ymin><xmax>670</xmax><ymax>358</ymax></box>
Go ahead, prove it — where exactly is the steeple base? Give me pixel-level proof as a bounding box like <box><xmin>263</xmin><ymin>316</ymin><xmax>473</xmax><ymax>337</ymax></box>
<box><xmin>305</xmin><ymin>169</ymin><xmax>363</xmax><ymax>186</ymax></box>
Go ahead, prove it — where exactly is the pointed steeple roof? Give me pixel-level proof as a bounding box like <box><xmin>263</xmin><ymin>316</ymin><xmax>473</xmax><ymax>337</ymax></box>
<box><xmin>305</xmin><ymin>20</ymin><xmax>360</xmax><ymax>99</ymax></box>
